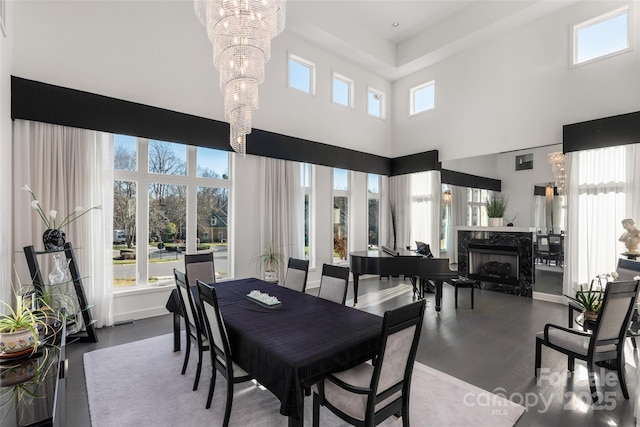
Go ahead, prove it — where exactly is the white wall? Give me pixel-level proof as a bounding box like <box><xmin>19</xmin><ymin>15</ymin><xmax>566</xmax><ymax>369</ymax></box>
<box><xmin>12</xmin><ymin>0</ymin><xmax>393</xmax><ymax>157</ymax></box>
<box><xmin>393</xmin><ymin>0</ymin><xmax>640</xmax><ymax>162</ymax></box>
<box><xmin>0</xmin><ymin>2</ymin><xmax>12</xmax><ymax>307</ymax></box>
<box><xmin>496</xmin><ymin>144</ymin><xmax>564</xmax><ymax>228</ymax></box>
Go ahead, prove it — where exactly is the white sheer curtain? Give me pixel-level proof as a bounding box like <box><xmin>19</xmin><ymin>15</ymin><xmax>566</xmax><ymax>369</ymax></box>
<box><xmin>389</xmin><ymin>174</ymin><xmax>411</xmax><ymax>250</ymax></box>
<box><xmin>260</xmin><ymin>157</ymin><xmax>303</xmax><ymax>283</ymax></box>
<box><xmin>13</xmin><ymin>120</ymin><xmax>114</xmax><ymax>327</ymax></box>
<box><xmin>564</xmin><ymin>144</ymin><xmax>639</xmax><ymax>296</ymax></box>
<box><xmin>410</xmin><ymin>171</ymin><xmax>442</xmax><ymax>255</ymax></box>
<box><xmin>447</xmin><ymin>184</ymin><xmax>468</xmax><ymax>263</ymax></box>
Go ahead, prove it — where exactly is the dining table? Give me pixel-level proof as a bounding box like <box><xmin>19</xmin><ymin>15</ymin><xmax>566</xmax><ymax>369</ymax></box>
<box><xmin>165</xmin><ymin>277</ymin><xmax>383</xmax><ymax>426</ymax></box>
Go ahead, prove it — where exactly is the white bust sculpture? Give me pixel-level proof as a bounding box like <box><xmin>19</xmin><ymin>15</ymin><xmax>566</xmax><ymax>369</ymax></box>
<box><xmin>619</xmin><ymin>218</ymin><xmax>640</xmax><ymax>254</ymax></box>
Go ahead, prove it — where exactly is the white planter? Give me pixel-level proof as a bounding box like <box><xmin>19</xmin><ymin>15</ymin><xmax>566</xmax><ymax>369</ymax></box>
<box><xmin>488</xmin><ymin>218</ymin><xmax>504</xmax><ymax>227</ymax></box>
<box><xmin>264</xmin><ymin>270</ymin><xmax>278</xmax><ymax>283</ymax></box>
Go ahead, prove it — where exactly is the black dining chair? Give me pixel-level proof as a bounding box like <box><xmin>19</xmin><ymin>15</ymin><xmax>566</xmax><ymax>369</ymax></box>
<box><xmin>197</xmin><ymin>280</ymin><xmax>253</xmax><ymax>425</ymax></box>
<box><xmin>548</xmin><ymin>234</ymin><xmax>563</xmax><ymax>266</ymax></box>
<box><xmin>312</xmin><ymin>299</ymin><xmax>426</xmax><ymax>427</ymax></box>
<box><xmin>615</xmin><ymin>258</ymin><xmax>640</xmax><ymax>348</ymax></box>
<box><xmin>283</xmin><ymin>257</ymin><xmax>310</xmax><ymax>293</ymax></box>
<box><xmin>174</xmin><ymin>268</ymin><xmax>209</xmax><ymax>391</ymax></box>
<box><xmin>317</xmin><ymin>264</ymin><xmax>350</xmax><ymax>305</ymax></box>
<box><xmin>185</xmin><ymin>252</ymin><xmax>216</xmax><ymax>287</ymax></box>
<box><xmin>536</xmin><ymin>279</ymin><xmax>640</xmax><ymax>402</ymax></box>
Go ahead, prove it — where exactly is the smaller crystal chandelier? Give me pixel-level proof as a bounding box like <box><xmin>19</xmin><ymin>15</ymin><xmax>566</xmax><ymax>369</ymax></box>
<box><xmin>547</xmin><ymin>152</ymin><xmax>566</xmax><ymax>195</ymax></box>
<box><xmin>194</xmin><ymin>0</ymin><xmax>286</xmax><ymax>156</ymax></box>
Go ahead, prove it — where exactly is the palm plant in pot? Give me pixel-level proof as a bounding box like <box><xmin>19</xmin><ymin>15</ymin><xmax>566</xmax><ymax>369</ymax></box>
<box><xmin>251</xmin><ymin>242</ymin><xmax>285</xmax><ymax>283</ymax></box>
<box><xmin>486</xmin><ymin>194</ymin><xmax>508</xmax><ymax>227</ymax></box>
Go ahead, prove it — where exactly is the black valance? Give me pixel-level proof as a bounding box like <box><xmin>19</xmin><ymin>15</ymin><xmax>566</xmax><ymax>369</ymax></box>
<box><xmin>563</xmin><ymin>110</ymin><xmax>640</xmax><ymax>153</ymax></box>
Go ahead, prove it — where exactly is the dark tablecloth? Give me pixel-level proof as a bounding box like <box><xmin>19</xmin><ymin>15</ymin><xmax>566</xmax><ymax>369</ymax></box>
<box><xmin>166</xmin><ymin>277</ymin><xmax>382</xmax><ymax>421</ymax></box>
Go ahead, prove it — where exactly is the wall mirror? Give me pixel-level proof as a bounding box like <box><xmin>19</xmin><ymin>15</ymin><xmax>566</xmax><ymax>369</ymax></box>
<box><xmin>533</xmin><ymin>184</ymin><xmax>566</xmax><ymax>235</ymax></box>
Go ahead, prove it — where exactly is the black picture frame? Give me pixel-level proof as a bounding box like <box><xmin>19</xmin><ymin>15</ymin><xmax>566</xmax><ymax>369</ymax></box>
<box><xmin>515</xmin><ymin>154</ymin><xmax>533</xmax><ymax>171</ymax></box>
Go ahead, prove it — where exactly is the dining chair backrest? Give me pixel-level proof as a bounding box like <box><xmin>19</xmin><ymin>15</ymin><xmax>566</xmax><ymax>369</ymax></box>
<box><xmin>616</xmin><ymin>258</ymin><xmax>640</xmax><ymax>281</ymax></box>
<box><xmin>591</xmin><ymin>280</ymin><xmax>639</xmax><ymax>347</ymax></box>
<box><xmin>174</xmin><ymin>269</ymin><xmax>201</xmax><ymax>336</ymax></box>
<box><xmin>549</xmin><ymin>234</ymin><xmax>562</xmax><ymax>245</ymax></box>
<box><xmin>185</xmin><ymin>252</ymin><xmax>216</xmax><ymax>288</ymax></box>
<box><xmin>283</xmin><ymin>257</ymin><xmax>309</xmax><ymax>293</ymax></box>
<box><xmin>318</xmin><ymin>264</ymin><xmax>350</xmax><ymax>305</ymax></box>
<box><xmin>197</xmin><ymin>280</ymin><xmax>231</xmax><ymax>369</ymax></box>
<box><xmin>537</xmin><ymin>235</ymin><xmax>549</xmax><ymax>251</ymax></box>
<box><xmin>371</xmin><ymin>300</ymin><xmax>426</xmax><ymax>404</ymax></box>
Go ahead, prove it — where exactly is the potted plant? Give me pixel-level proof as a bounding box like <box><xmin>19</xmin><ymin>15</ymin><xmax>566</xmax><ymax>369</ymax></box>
<box><xmin>486</xmin><ymin>194</ymin><xmax>508</xmax><ymax>227</ymax></box>
<box><xmin>562</xmin><ymin>273</ymin><xmax>614</xmax><ymax>321</ymax></box>
<box><xmin>0</xmin><ymin>294</ymin><xmax>48</xmax><ymax>357</ymax></box>
<box><xmin>251</xmin><ymin>242</ymin><xmax>285</xmax><ymax>283</ymax></box>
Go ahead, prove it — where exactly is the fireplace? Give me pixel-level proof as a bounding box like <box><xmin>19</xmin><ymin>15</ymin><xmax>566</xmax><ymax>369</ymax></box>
<box><xmin>457</xmin><ymin>228</ymin><xmax>534</xmax><ymax>297</ymax></box>
<box><xmin>468</xmin><ymin>243</ymin><xmax>519</xmax><ymax>286</ymax></box>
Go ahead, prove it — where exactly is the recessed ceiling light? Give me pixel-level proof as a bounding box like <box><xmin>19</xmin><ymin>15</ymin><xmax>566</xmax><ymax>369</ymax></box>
<box><xmin>392</xmin><ymin>22</ymin><xmax>399</xmax><ymax>27</ymax></box>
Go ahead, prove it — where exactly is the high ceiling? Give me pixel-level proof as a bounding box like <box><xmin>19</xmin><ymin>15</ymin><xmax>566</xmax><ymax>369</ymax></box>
<box><xmin>285</xmin><ymin>0</ymin><xmax>579</xmax><ymax>81</ymax></box>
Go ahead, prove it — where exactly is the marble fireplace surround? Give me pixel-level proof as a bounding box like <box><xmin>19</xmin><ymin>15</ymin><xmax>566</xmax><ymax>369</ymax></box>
<box><xmin>457</xmin><ymin>227</ymin><xmax>535</xmax><ymax>297</ymax></box>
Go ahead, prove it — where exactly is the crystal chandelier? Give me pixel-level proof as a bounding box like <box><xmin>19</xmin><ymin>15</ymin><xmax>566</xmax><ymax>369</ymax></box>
<box><xmin>547</xmin><ymin>152</ymin><xmax>566</xmax><ymax>195</ymax></box>
<box><xmin>194</xmin><ymin>0</ymin><xmax>286</xmax><ymax>155</ymax></box>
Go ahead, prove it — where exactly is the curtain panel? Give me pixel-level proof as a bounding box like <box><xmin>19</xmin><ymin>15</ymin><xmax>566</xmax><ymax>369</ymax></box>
<box><xmin>13</xmin><ymin>120</ymin><xmax>114</xmax><ymax>327</ymax></box>
<box><xmin>448</xmin><ymin>184</ymin><xmax>468</xmax><ymax>263</ymax></box>
<box><xmin>409</xmin><ymin>171</ymin><xmax>442</xmax><ymax>256</ymax></box>
<box><xmin>564</xmin><ymin>143</ymin><xmax>640</xmax><ymax>296</ymax></box>
<box><xmin>388</xmin><ymin>175</ymin><xmax>411</xmax><ymax>250</ymax></box>
<box><xmin>260</xmin><ymin>157</ymin><xmax>304</xmax><ymax>283</ymax></box>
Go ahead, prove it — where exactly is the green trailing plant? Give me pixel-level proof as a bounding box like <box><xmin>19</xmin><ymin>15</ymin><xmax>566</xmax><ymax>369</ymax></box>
<box><xmin>486</xmin><ymin>194</ymin><xmax>508</xmax><ymax>218</ymax></box>
<box><xmin>0</xmin><ymin>294</ymin><xmax>52</xmax><ymax>357</ymax></box>
<box><xmin>251</xmin><ymin>242</ymin><xmax>285</xmax><ymax>272</ymax></box>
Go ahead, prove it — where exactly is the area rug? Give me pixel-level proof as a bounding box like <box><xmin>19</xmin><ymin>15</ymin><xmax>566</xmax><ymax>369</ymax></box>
<box><xmin>84</xmin><ymin>334</ymin><xmax>525</xmax><ymax>427</ymax></box>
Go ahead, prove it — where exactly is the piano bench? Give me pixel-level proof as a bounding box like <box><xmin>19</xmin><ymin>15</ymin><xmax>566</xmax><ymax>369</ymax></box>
<box><xmin>449</xmin><ymin>277</ymin><xmax>476</xmax><ymax>309</ymax></box>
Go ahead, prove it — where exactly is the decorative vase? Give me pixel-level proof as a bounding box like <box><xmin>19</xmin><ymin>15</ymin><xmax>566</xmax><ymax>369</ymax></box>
<box><xmin>42</xmin><ymin>229</ymin><xmax>66</xmax><ymax>251</ymax></box>
<box><xmin>0</xmin><ymin>328</ymin><xmax>36</xmax><ymax>356</ymax></box>
<box><xmin>488</xmin><ymin>218</ymin><xmax>504</xmax><ymax>227</ymax></box>
<box><xmin>264</xmin><ymin>270</ymin><xmax>278</xmax><ymax>283</ymax></box>
<box><xmin>48</xmin><ymin>254</ymin><xmax>71</xmax><ymax>284</ymax></box>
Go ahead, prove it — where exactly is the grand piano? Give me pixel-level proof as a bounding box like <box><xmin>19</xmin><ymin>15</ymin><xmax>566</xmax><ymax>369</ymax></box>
<box><xmin>349</xmin><ymin>246</ymin><xmax>458</xmax><ymax>312</ymax></box>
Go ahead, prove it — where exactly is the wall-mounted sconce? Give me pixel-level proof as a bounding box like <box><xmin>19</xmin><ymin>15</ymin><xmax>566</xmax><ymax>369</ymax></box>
<box><xmin>443</xmin><ymin>189</ymin><xmax>452</xmax><ymax>204</ymax></box>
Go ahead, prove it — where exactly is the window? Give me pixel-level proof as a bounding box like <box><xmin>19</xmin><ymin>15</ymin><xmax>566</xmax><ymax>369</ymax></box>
<box><xmin>368</xmin><ymin>174</ymin><xmax>380</xmax><ymax>249</ymax></box>
<box><xmin>332</xmin><ymin>73</ymin><xmax>353</xmax><ymax>108</ymax></box>
<box><xmin>288</xmin><ymin>54</ymin><xmax>315</xmax><ymax>94</ymax></box>
<box><xmin>196</xmin><ymin>147</ymin><xmax>229</xmax><ymax>179</ymax></box>
<box><xmin>409</xmin><ymin>172</ymin><xmax>438</xmax><ymax>249</ymax></box>
<box><xmin>114</xmin><ymin>134</ymin><xmax>137</xmax><ymax>171</ymax></box>
<box><xmin>148</xmin><ymin>140</ymin><xmax>186</xmax><ymax>175</ymax></box>
<box><xmin>573</xmin><ymin>7</ymin><xmax>630</xmax><ymax>65</ymax></box>
<box><xmin>113</xmin><ymin>137</ymin><xmax>231</xmax><ymax>287</ymax></box>
<box><xmin>333</xmin><ymin>168</ymin><xmax>349</xmax><ymax>264</ymax></box>
<box><xmin>410</xmin><ymin>81</ymin><xmax>435</xmax><ymax>115</ymax></box>
<box><xmin>367</xmin><ymin>87</ymin><xmax>384</xmax><ymax>119</ymax></box>
<box><xmin>467</xmin><ymin>188</ymin><xmax>491</xmax><ymax>226</ymax></box>
<box><xmin>301</xmin><ymin>163</ymin><xmax>314</xmax><ymax>266</ymax></box>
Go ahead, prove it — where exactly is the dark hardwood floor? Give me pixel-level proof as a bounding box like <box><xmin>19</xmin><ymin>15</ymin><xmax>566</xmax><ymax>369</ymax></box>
<box><xmin>66</xmin><ymin>276</ymin><xmax>638</xmax><ymax>426</ymax></box>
